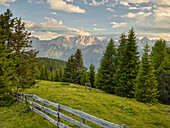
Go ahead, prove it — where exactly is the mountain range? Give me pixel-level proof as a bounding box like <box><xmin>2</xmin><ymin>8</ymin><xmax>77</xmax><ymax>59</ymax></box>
<box><xmin>30</xmin><ymin>35</ymin><xmax>170</xmax><ymax>69</ymax></box>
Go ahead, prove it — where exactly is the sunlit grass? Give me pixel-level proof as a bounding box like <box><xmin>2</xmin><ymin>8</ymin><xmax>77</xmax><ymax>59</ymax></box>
<box><xmin>0</xmin><ymin>80</ymin><xmax>170</xmax><ymax>128</ymax></box>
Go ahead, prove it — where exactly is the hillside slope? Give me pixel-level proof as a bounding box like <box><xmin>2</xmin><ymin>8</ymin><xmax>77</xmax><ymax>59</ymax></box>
<box><xmin>0</xmin><ymin>80</ymin><xmax>170</xmax><ymax>128</ymax></box>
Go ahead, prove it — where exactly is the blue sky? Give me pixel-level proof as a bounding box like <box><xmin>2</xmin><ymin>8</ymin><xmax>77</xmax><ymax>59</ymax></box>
<box><xmin>0</xmin><ymin>0</ymin><xmax>170</xmax><ymax>40</ymax></box>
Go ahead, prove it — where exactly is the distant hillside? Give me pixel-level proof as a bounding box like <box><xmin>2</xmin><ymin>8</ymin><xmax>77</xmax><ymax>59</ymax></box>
<box><xmin>36</xmin><ymin>57</ymin><xmax>66</xmax><ymax>71</ymax></box>
<box><xmin>31</xmin><ymin>35</ymin><xmax>170</xmax><ymax>69</ymax></box>
<box><xmin>1</xmin><ymin>80</ymin><xmax>170</xmax><ymax>128</ymax></box>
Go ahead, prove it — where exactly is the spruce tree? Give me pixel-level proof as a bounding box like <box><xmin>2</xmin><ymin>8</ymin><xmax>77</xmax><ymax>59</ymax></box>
<box><xmin>117</xmin><ymin>33</ymin><xmax>127</xmax><ymax>59</ymax></box>
<box><xmin>95</xmin><ymin>39</ymin><xmax>117</xmax><ymax>93</ymax></box>
<box><xmin>51</xmin><ymin>70</ymin><xmax>55</xmax><ymax>81</ymax></box>
<box><xmin>44</xmin><ymin>64</ymin><xmax>48</xmax><ymax>80</ymax></box>
<box><xmin>63</xmin><ymin>54</ymin><xmax>77</xmax><ymax>83</ymax></box>
<box><xmin>0</xmin><ymin>39</ymin><xmax>14</xmax><ymax>106</ymax></box>
<box><xmin>74</xmin><ymin>49</ymin><xmax>85</xmax><ymax>84</ymax></box>
<box><xmin>115</xmin><ymin>33</ymin><xmax>128</xmax><ymax>96</ymax></box>
<box><xmin>40</xmin><ymin>65</ymin><xmax>45</xmax><ymax>80</ymax></box>
<box><xmin>116</xmin><ymin>28</ymin><xmax>139</xmax><ymax>97</ymax></box>
<box><xmin>0</xmin><ymin>9</ymin><xmax>38</xmax><ymax>90</ymax></box>
<box><xmin>81</xmin><ymin>71</ymin><xmax>90</xmax><ymax>86</ymax></box>
<box><xmin>135</xmin><ymin>43</ymin><xmax>159</xmax><ymax>103</ymax></box>
<box><xmin>157</xmin><ymin>54</ymin><xmax>170</xmax><ymax>104</ymax></box>
<box><xmin>89</xmin><ymin>63</ymin><xmax>95</xmax><ymax>88</ymax></box>
<box><xmin>59</xmin><ymin>69</ymin><xmax>63</xmax><ymax>81</ymax></box>
<box><xmin>54</xmin><ymin>69</ymin><xmax>59</xmax><ymax>82</ymax></box>
<box><xmin>40</xmin><ymin>65</ymin><xmax>48</xmax><ymax>80</ymax></box>
<box><xmin>151</xmin><ymin>39</ymin><xmax>170</xmax><ymax>104</ymax></box>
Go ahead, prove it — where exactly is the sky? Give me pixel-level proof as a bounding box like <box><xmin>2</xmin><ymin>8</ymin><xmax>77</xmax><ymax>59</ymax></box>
<box><xmin>0</xmin><ymin>0</ymin><xmax>170</xmax><ymax>40</ymax></box>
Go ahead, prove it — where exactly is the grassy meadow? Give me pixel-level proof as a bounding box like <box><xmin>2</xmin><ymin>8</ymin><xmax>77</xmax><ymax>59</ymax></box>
<box><xmin>0</xmin><ymin>80</ymin><xmax>170</xmax><ymax>128</ymax></box>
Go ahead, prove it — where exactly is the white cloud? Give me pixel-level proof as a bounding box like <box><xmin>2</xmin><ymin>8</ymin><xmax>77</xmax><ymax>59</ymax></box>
<box><xmin>50</xmin><ymin>12</ymin><xmax>57</xmax><ymax>15</ymax></box>
<box><xmin>37</xmin><ymin>17</ymin><xmax>63</xmax><ymax>28</ymax></box>
<box><xmin>47</xmin><ymin>0</ymin><xmax>85</xmax><ymax>13</ymax></box>
<box><xmin>97</xmin><ymin>36</ymin><xmax>107</xmax><ymax>40</ymax></box>
<box><xmin>111</xmin><ymin>22</ymin><xmax>127</xmax><ymax>28</ymax></box>
<box><xmin>129</xmin><ymin>6</ymin><xmax>152</xmax><ymax>10</ymax></box>
<box><xmin>67</xmin><ymin>27</ymin><xmax>91</xmax><ymax>36</ymax></box>
<box><xmin>90</xmin><ymin>0</ymin><xmax>108</xmax><ymax>6</ymax></box>
<box><xmin>32</xmin><ymin>31</ymin><xmax>59</xmax><ymax>40</ymax></box>
<box><xmin>141</xmin><ymin>6</ymin><xmax>152</xmax><ymax>10</ymax></box>
<box><xmin>155</xmin><ymin>0</ymin><xmax>170</xmax><ymax>6</ymax></box>
<box><xmin>22</xmin><ymin>20</ymin><xmax>35</xmax><ymax>28</ymax></box>
<box><xmin>106</xmin><ymin>8</ymin><xmax>114</xmax><ymax>12</ymax></box>
<box><xmin>124</xmin><ymin>0</ymin><xmax>150</xmax><ymax>4</ymax></box>
<box><xmin>27</xmin><ymin>0</ymin><xmax>33</xmax><ymax>3</ymax></box>
<box><xmin>138</xmin><ymin>33</ymin><xmax>170</xmax><ymax>41</ymax></box>
<box><xmin>36</xmin><ymin>0</ymin><xmax>44</xmax><ymax>4</ymax></box>
<box><xmin>129</xmin><ymin>6</ymin><xmax>138</xmax><ymax>10</ymax></box>
<box><xmin>120</xmin><ymin>2</ymin><xmax>129</xmax><ymax>6</ymax></box>
<box><xmin>125</xmin><ymin>12</ymin><xmax>152</xmax><ymax>20</ymax></box>
<box><xmin>27</xmin><ymin>0</ymin><xmax>44</xmax><ymax>4</ymax></box>
<box><xmin>94</xmin><ymin>28</ymin><xmax>106</xmax><ymax>31</ymax></box>
<box><xmin>26</xmin><ymin>17</ymin><xmax>91</xmax><ymax>39</ymax></box>
<box><xmin>77</xmin><ymin>30</ymin><xmax>91</xmax><ymax>36</ymax></box>
<box><xmin>0</xmin><ymin>0</ymin><xmax>15</xmax><ymax>6</ymax></box>
<box><xmin>65</xmin><ymin>0</ymin><xmax>74</xmax><ymax>2</ymax></box>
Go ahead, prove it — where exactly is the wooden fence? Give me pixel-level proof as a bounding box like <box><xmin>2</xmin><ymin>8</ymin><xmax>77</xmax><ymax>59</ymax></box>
<box><xmin>12</xmin><ymin>92</ymin><xmax>127</xmax><ymax>128</ymax></box>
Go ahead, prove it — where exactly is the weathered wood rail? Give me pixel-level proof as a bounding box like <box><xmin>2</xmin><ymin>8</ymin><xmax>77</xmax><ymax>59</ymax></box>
<box><xmin>12</xmin><ymin>92</ymin><xmax>127</xmax><ymax>128</ymax></box>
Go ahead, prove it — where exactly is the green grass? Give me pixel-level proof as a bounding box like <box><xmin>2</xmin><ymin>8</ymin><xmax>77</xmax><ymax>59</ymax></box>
<box><xmin>0</xmin><ymin>80</ymin><xmax>170</xmax><ymax>128</ymax></box>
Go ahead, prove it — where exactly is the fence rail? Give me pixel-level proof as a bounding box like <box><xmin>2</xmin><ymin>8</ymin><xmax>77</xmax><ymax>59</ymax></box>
<box><xmin>12</xmin><ymin>92</ymin><xmax>127</xmax><ymax>128</ymax></box>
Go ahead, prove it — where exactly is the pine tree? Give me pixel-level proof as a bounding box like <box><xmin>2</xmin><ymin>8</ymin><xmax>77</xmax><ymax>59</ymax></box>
<box><xmin>44</xmin><ymin>64</ymin><xmax>48</xmax><ymax>80</ymax></box>
<box><xmin>89</xmin><ymin>63</ymin><xmax>95</xmax><ymax>88</ymax></box>
<box><xmin>135</xmin><ymin>43</ymin><xmax>159</xmax><ymax>103</ymax></box>
<box><xmin>151</xmin><ymin>39</ymin><xmax>166</xmax><ymax>70</ymax></box>
<box><xmin>59</xmin><ymin>69</ymin><xmax>63</xmax><ymax>81</ymax></box>
<box><xmin>157</xmin><ymin>54</ymin><xmax>170</xmax><ymax>104</ymax></box>
<box><xmin>81</xmin><ymin>71</ymin><xmax>90</xmax><ymax>86</ymax></box>
<box><xmin>151</xmin><ymin>39</ymin><xmax>170</xmax><ymax>104</ymax></box>
<box><xmin>54</xmin><ymin>69</ymin><xmax>59</xmax><ymax>81</ymax></box>
<box><xmin>40</xmin><ymin>65</ymin><xmax>48</xmax><ymax>80</ymax></box>
<box><xmin>0</xmin><ymin>9</ymin><xmax>38</xmax><ymax>90</ymax></box>
<box><xmin>115</xmin><ymin>33</ymin><xmax>128</xmax><ymax>96</ymax></box>
<box><xmin>116</xmin><ymin>28</ymin><xmax>139</xmax><ymax>97</ymax></box>
<box><xmin>74</xmin><ymin>49</ymin><xmax>85</xmax><ymax>84</ymax></box>
<box><xmin>0</xmin><ymin>39</ymin><xmax>14</xmax><ymax>106</ymax></box>
<box><xmin>95</xmin><ymin>39</ymin><xmax>117</xmax><ymax>93</ymax></box>
<box><xmin>40</xmin><ymin>65</ymin><xmax>45</xmax><ymax>80</ymax></box>
<box><xmin>63</xmin><ymin>54</ymin><xmax>77</xmax><ymax>83</ymax></box>
<box><xmin>48</xmin><ymin>70</ymin><xmax>51</xmax><ymax>81</ymax></box>
<box><xmin>51</xmin><ymin>70</ymin><xmax>55</xmax><ymax>81</ymax></box>
<box><xmin>117</xmin><ymin>33</ymin><xmax>127</xmax><ymax>59</ymax></box>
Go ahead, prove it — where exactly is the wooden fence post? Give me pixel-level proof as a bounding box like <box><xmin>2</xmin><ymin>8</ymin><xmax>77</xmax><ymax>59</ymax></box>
<box><xmin>33</xmin><ymin>95</ymin><xmax>35</xmax><ymax>108</ymax></box>
<box><xmin>44</xmin><ymin>98</ymin><xmax>46</xmax><ymax>114</ymax></box>
<box><xmin>121</xmin><ymin>124</ymin><xmax>127</xmax><ymax>128</ymax></box>
<box><xmin>89</xmin><ymin>83</ymin><xmax>91</xmax><ymax>92</ymax></box>
<box><xmin>81</xmin><ymin>110</ymin><xmax>85</xmax><ymax>125</ymax></box>
<box><xmin>21</xmin><ymin>93</ymin><xmax>23</xmax><ymax>103</ymax></box>
<box><xmin>25</xmin><ymin>96</ymin><xmax>28</xmax><ymax>105</ymax></box>
<box><xmin>57</xmin><ymin>103</ymin><xmax>61</xmax><ymax>128</ymax></box>
<box><xmin>85</xmin><ymin>83</ymin><xmax>87</xmax><ymax>91</ymax></box>
<box><xmin>16</xmin><ymin>92</ymin><xmax>18</xmax><ymax>103</ymax></box>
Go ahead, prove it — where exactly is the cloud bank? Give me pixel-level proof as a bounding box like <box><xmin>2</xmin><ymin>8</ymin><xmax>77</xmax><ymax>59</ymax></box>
<box><xmin>47</xmin><ymin>0</ymin><xmax>85</xmax><ymax>13</ymax></box>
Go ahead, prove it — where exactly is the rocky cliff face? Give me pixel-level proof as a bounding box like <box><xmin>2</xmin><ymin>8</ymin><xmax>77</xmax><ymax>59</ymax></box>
<box><xmin>30</xmin><ymin>35</ymin><xmax>170</xmax><ymax>69</ymax></box>
<box><xmin>30</xmin><ymin>35</ymin><xmax>108</xmax><ymax>68</ymax></box>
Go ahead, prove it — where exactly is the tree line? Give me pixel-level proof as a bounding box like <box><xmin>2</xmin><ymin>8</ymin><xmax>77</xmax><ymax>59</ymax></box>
<box><xmin>36</xmin><ymin>57</ymin><xmax>65</xmax><ymax>82</ymax></box>
<box><xmin>63</xmin><ymin>28</ymin><xmax>170</xmax><ymax>105</ymax></box>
